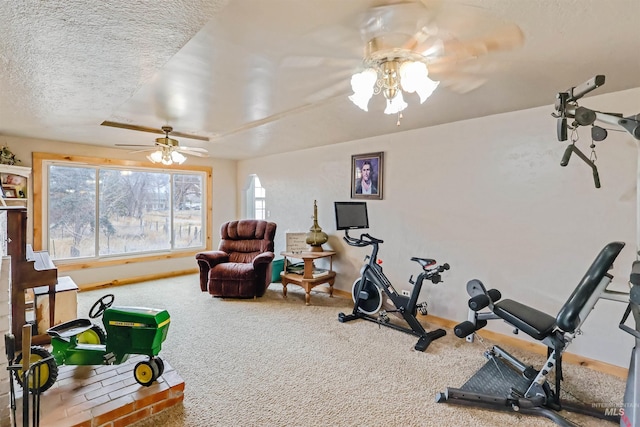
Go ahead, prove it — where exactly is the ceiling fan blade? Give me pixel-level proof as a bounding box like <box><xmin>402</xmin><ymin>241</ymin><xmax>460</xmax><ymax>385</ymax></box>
<box><xmin>439</xmin><ymin>74</ymin><xmax>488</xmax><ymax>94</ymax></box>
<box><xmin>430</xmin><ymin>59</ymin><xmax>502</xmax><ymax>93</ymax></box>
<box><xmin>176</xmin><ymin>149</ymin><xmax>210</xmax><ymax>158</ymax></box>
<box><xmin>361</xmin><ymin>2</ymin><xmax>434</xmax><ymax>42</ymax></box>
<box><xmin>281</xmin><ymin>56</ymin><xmax>360</xmax><ymax>69</ymax></box>
<box><xmin>126</xmin><ymin>148</ymin><xmax>156</xmax><ymax>154</ymax></box>
<box><xmin>439</xmin><ymin>23</ymin><xmax>524</xmax><ymax>61</ymax></box>
<box><xmin>396</xmin><ymin>1</ymin><xmax>524</xmax><ymax>61</ymax></box>
<box><xmin>178</xmin><ymin>146</ymin><xmax>209</xmax><ymax>153</ymax></box>
<box><xmin>305</xmin><ymin>80</ymin><xmax>350</xmax><ymax>104</ymax></box>
<box><xmin>101</xmin><ymin>121</ymin><xmax>210</xmax><ymax>142</ymax></box>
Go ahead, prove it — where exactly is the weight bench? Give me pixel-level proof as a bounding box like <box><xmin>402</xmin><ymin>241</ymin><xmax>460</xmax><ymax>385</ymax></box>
<box><xmin>436</xmin><ymin>241</ymin><xmax>626</xmax><ymax>426</ymax></box>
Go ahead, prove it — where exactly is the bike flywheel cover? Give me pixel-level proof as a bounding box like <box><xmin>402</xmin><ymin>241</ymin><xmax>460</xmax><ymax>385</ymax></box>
<box><xmin>352</xmin><ymin>278</ymin><xmax>383</xmax><ymax>315</ymax></box>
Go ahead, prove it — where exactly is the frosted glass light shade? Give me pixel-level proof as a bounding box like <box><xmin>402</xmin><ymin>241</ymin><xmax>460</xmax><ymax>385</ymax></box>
<box><xmin>399</xmin><ymin>61</ymin><xmax>439</xmax><ymax>104</ymax></box>
<box><xmin>348</xmin><ymin>68</ymin><xmax>378</xmax><ymax>111</ymax></box>
<box><xmin>171</xmin><ymin>151</ymin><xmax>187</xmax><ymax>164</ymax></box>
<box><xmin>147</xmin><ymin>150</ymin><xmax>164</xmax><ymax>163</ymax></box>
<box><xmin>384</xmin><ymin>92</ymin><xmax>408</xmax><ymax>115</ymax></box>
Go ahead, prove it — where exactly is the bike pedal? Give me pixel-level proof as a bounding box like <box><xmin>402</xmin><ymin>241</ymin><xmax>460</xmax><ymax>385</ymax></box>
<box><xmin>417</xmin><ymin>302</ymin><xmax>428</xmax><ymax>315</ymax></box>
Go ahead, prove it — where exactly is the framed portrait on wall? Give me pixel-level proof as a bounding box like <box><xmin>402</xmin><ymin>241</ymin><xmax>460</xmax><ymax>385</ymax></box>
<box><xmin>351</xmin><ymin>152</ymin><xmax>384</xmax><ymax>200</ymax></box>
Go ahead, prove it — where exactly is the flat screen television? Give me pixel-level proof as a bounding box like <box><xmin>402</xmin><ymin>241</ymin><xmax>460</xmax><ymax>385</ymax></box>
<box><xmin>334</xmin><ymin>201</ymin><xmax>369</xmax><ymax>230</ymax></box>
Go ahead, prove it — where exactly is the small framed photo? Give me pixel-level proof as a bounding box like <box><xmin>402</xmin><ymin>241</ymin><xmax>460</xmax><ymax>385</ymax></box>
<box><xmin>1</xmin><ymin>173</ymin><xmax>25</xmax><ymax>187</ymax></box>
<box><xmin>1</xmin><ymin>173</ymin><xmax>27</xmax><ymax>198</ymax></box>
<box><xmin>351</xmin><ymin>152</ymin><xmax>383</xmax><ymax>200</ymax></box>
<box><xmin>4</xmin><ymin>188</ymin><xmax>16</xmax><ymax>198</ymax></box>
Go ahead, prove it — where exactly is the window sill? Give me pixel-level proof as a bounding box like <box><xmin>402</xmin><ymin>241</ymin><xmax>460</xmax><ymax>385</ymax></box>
<box><xmin>55</xmin><ymin>249</ymin><xmax>205</xmax><ymax>273</ymax></box>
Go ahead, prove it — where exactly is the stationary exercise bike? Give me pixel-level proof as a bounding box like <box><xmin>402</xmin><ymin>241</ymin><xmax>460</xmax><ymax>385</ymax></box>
<box><xmin>334</xmin><ymin>201</ymin><xmax>449</xmax><ymax>351</ymax></box>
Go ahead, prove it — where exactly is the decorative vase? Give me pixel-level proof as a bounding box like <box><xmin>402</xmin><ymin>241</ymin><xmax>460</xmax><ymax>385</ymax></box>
<box><xmin>306</xmin><ymin>200</ymin><xmax>328</xmax><ymax>252</ymax></box>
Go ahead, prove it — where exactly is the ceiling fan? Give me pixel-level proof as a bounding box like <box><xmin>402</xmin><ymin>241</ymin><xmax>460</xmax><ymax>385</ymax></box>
<box><xmin>116</xmin><ymin>126</ymin><xmax>210</xmax><ymax>165</ymax></box>
<box><xmin>285</xmin><ymin>0</ymin><xmax>525</xmax><ymax>118</ymax></box>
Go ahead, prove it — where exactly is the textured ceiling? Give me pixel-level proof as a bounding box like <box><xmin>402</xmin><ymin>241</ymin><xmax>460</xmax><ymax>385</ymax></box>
<box><xmin>0</xmin><ymin>0</ymin><xmax>639</xmax><ymax>160</ymax></box>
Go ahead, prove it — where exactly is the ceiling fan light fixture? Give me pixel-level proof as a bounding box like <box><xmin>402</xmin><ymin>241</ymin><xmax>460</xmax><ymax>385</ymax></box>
<box><xmin>348</xmin><ymin>59</ymin><xmax>439</xmax><ymax>119</ymax></box>
<box><xmin>384</xmin><ymin>91</ymin><xmax>408</xmax><ymax>115</ymax></box>
<box><xmin>170</xmin><ymin>150</ymin><xmax>187</xmax><ymax>164</ymax></box>
<box><xmin>147</xmin><ymin>150</ymin><xmax>164</xmax><ymax>164</ymax></box>
<box><xmin>399</xmin><ymin>61</ymin><xmax>439</xmax><ymax>104</ymax></box>
<box><xmin>117</xmin><ymin>124</ymin><xmax>207</xmax><ymax>164</ymax></box>
<box><xmin>348</xmin><ymin>68</ymin><xmax>378</xmax><ymax>111</ymax></box>
<box><xmin>146</xmin><ymin>147</ymin><xmax>187</xmax><ymax>166</ymax></box>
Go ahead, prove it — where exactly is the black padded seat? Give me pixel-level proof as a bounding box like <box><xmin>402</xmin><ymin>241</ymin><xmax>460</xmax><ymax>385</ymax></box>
<box><xmin>493</xmin><ymin>299</ymin><xmax>556</xmax><ymax>340</ymax></box>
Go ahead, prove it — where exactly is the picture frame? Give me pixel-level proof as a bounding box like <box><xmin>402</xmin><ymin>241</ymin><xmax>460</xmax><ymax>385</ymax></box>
<box><xmin>351</xmin><ymin>152</ymin><xmax>384</xmax><ymax>200</ymax></box>
<box><xmin>285</xmin><ymin>232</ymin><xmax>308</xmax><ymax>254</ymax></box>
<box><xmin>0</xmin><ymin>173</ymin><xmax>27</xmax><ymax>198</ymax></box>
<box><xmin>4</xmin><ymin>188</ymin><xmax>16</xmax><ymax>198</ymax></box>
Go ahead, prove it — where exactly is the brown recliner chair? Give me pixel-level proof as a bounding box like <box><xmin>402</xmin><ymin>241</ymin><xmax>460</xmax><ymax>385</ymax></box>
<box><xmin>196</xmin><ymin>220</ymin><xmax>277</xmax><ymax>298</ymax></box>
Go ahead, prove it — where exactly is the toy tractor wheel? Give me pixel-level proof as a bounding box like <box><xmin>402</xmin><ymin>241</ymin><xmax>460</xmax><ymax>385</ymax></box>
<box><xmin>134</xmin><ymin>360</ymin><xmax>159</xmax><ymax>387</ymax></box>
<box><xmin>77</xmin><ymin>325</ymin><xmax>107</xmax><ymax>344</ymax></box>
<box><xmin>153</xmin><ymin>357</ymin><xmax>165</xmax><ymax>377</ymax></box>
<box><xmin>14</xmin><ymin>346</ymin><xmax>58</xmax><ymax>393</ymax></box>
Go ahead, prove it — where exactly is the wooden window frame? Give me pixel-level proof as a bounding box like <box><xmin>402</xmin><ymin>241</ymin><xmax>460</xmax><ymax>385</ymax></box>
<box><xmin>32</xmin><ymin>152</ymin><xmax>213</xmax><ymax>272</ymax></box>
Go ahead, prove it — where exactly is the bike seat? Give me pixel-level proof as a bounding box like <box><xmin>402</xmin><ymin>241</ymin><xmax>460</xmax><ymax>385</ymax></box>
<box><xmin>411</xmin><ymin>257</ymin><xmax>436</xmax><ymax>269</ymax></box>
<box><xmin>47</xmin><ymin>318</ymin><xmax>93</xmax><ymax>339</ymax></box>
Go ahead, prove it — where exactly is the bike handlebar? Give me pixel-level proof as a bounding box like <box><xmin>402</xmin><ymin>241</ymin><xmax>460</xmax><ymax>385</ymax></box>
<box><xmin>343</xmin><ymin>230</ymin><xmax>449</xmax><ymax>283</ymax></box>
<box><xmin>343</xmin><ymin>231</ymin><xmax>384</xmax><ymax>247</ymax></box>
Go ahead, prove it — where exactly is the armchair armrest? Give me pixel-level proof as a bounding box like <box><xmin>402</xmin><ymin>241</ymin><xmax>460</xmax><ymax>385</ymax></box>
<box><xmin>196</xmin><ymin>250</ymin><xmax>230</xmax><ymax>267</ymax></box>
<box><xmin>196</xmin><ymin>251</ymin><xmax>230</xmax><ymax>292</ymax></box>
<box><xmin>253</xmin><ymin>251</ymin><xmax>275</xmax><ymax>268</ymax></box>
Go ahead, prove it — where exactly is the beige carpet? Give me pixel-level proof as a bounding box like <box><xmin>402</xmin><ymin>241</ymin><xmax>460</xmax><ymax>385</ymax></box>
<box><xmin>77</xmin><ymin>275</ymin><xmax>626</xmax><ymax>427</ymax></box>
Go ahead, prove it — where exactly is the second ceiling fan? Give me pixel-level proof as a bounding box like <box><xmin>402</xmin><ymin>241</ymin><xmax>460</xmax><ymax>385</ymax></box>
<box><xmin>116</xmin><ymin>126</ymin><xmax>210</xmax><ymax>165</ymax></box>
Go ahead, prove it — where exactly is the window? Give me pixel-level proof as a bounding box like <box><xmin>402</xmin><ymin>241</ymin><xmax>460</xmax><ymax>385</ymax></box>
<box><xmin>244</xmin><ymin>174</ymin><xmax>266</xmax><ymax>219</ymax></box>
<box><xmin>34</xmin><ymin>153</ymin><xmax>211</xmax><ymax>264</ymax></box>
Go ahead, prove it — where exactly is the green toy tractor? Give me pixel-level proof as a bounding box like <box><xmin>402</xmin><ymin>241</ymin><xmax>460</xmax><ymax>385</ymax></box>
<box><xmin>14</xmin><ymin>294</ymin><xmax>171</xmax><ymax>393</ymax></box>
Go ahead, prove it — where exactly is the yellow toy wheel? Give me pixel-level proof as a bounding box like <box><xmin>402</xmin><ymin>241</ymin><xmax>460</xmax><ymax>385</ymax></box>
<box><xmin>134</xmin><ymin>360</ymin><xmax>159</xmax><ymax>387</ymax></box>
<box><xmin>14</xmin><ymin>346</ymin><xmax>58</xmax><ymax>393</ymax></box>
<box><xmin>77</xmin><ymin>325</ymin><xmax>107</xmax><ymax>344</ymax></box>
<box><xmin>152</xmin><ymin>357</ymin><xmax>165</xmax><ymax>377</ymax></box>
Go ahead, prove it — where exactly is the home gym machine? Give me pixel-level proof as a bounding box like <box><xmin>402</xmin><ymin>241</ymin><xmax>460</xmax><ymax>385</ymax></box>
<box><xmin>334</xmin><ymin>201</ymin><xmax>449</xmax><ymax>351</ymax></box>
<box><xmin>437</xmin><ymin>76</ymin><xmax>640</xmax><ymax>426</ymax></box>
<box><xmin>437</xmin><ymin>242</ymin><xmax>626</xmax><ymax>426</ymax></box>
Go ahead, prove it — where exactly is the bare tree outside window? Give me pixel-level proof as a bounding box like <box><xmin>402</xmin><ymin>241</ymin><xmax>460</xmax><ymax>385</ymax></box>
<box><xmin>48</xmin><ymin>165</ymin><xmax>205</xmax><ymax>261</ymax></box>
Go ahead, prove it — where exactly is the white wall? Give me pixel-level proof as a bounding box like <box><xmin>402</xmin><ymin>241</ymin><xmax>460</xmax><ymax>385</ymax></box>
<box><xmin>238</xmin><ymin>87</ymin><xmax>640</xmax><ymax>368</ymax></box>
<box><xmin>4</xmin><ymin>135</ymin><xmax>238</xmax><ymax>286</ymax></box>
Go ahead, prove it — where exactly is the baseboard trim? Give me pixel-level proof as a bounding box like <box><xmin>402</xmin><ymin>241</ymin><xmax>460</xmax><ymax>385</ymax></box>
<box><xmin>330</xmin><ymin>288</ymin><xmax>628</xmax><ymax>379</ymax></box>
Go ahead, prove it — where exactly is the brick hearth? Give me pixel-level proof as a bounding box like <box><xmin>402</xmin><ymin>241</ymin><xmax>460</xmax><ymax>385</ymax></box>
<box><xmin>13</xmin><ymin>355</ymin><xmax>184</xmax><ymax>427</ymax></box>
